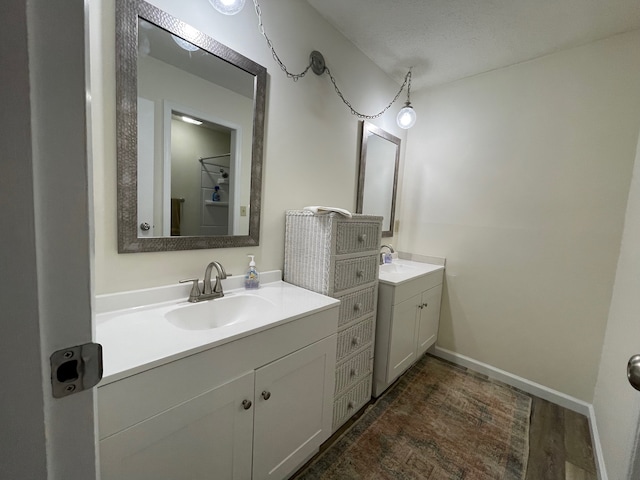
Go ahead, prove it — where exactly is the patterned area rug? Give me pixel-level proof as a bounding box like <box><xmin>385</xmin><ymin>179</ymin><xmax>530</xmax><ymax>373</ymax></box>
<box><xmin>297</xmin><ymin>355</ymin><xmax>531</xmax><ymax>480</ymax></box>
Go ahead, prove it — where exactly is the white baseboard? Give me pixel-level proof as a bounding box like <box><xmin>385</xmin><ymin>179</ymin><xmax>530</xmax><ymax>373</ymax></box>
<box><xmin>431</xmin><ymin>346</ymin><xmax>607</xmax><ymax>479</ymax></box>
<box><xmin>432</xmin><ymin>346</ymin><xmax>590</xmax><ymax>414</ymax></box>
<box><xmin>586</xmin><ymin>405</ymin><xmax>608</xmax><ymax>480</ymax></box>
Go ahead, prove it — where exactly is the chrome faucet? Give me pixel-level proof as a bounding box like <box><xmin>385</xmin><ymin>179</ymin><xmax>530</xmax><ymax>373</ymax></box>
<box><xmin>180</xmin><ymin>261</ymin><xmax>228</xmax><ymax>303</ymax></box>
<box><xmin>380</xmin><ymin>244</ymin><xmax>395</xmax><ymax>265</ymax></box>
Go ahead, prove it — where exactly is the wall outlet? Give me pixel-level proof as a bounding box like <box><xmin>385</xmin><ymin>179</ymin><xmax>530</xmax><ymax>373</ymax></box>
<box><xmin>240</xmin><ymin>206</ymin><xmax>247</xmax><ymax>217</ymax></box>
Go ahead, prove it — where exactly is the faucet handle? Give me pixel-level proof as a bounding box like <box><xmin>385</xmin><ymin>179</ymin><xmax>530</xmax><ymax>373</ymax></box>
<box><xmin>179</xmin><ymin>278</ymin><xmax>201</xmax><ymax>302</ymax></box>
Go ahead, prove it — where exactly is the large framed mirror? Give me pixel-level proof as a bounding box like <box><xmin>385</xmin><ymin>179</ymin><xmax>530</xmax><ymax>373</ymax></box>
<box><xmin>356</xmin><ymin>122</ymin><xmax>401</xmax><ymax>237</ymax></box>
<box><xmin>116</xmin><ymin>0</ymin><xmax>267</xmax><ymax>252</ymax></box>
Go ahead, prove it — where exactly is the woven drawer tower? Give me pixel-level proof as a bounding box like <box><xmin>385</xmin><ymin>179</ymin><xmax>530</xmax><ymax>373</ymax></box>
<box><xmin>284</xmin><ymin>210</ymin><xmax>382</xmax><ymax>431</ymax></box>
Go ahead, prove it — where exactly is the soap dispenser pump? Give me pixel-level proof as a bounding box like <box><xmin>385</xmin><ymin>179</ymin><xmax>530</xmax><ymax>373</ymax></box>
<box><xmin>244</xmin><ymin>254</ymin><xmax>260</xmax><ymax>289</ymax></box>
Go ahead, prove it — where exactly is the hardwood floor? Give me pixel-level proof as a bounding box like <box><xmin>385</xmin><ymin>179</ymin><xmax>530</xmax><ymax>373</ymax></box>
<box><xmin>526</xmin><ymin>397</ymin><xmax>597</xmax><ymax>480</ymax></box>
<box><xmin>293</xmin><ymin>358</ymin><xmax>598</xmax><ymax>479</ymax></box>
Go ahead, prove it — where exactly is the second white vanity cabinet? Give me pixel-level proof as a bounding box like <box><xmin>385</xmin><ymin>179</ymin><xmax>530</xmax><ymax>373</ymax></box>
<box><xmin>98</xmin><ymin>305</ymin><xmax>338</xmax><ymax>480</ymax></box>
<box><xmin>373</xmin><ymin>263</ymin><xmax>444</xmax><ymax>397</ymax></box>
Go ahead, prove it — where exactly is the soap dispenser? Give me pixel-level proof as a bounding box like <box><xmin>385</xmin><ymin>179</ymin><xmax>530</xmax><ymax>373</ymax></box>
<box><xmin>244</xmin><ymin>254</ymin><xmax>260</xmax><ymax>289</ymax></box>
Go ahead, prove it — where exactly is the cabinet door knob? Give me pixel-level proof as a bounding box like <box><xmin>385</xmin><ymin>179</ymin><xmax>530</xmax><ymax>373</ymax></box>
<box><xmin>347</xmin><ymin>401</ymin><xmax>355</xmax><ymax>410</ymax></box>
<box><xmin>350</xmin><ymin>368</ymin><xmax>359</xmax><ymax>377</ymax></box>
<box><xmin>358</xmin><ymin>234</ymin><xmax>367</xmax><ymax>242</ymax></box>
<box><xmin>242</xmin><ymin>399</ymin><xmax>252</xmax><ymax>410</ymax></box>
<box><xmin>261</xmin><ymin>390</ymin><xmax>271</xmax><ymax>401</ymax></box>
<box><xmin>423</xmin><ymin>303</ymin><xmax>428</xmax><ymax>308</ymax></box>
<box><xmin>352</xmin><ymin>336</ymin><xmax>360</xmax><ymax>346</ymax></box>
<box><xmin>354</xmin><ymin>302</ymin><xmax>362</xmax><ymax>312</ymax></box>
<box><xmin>418</xmin><ymin>304</ymin><xmax>423</xmax><ymax>310</ymax></box>
<box><xmin>356</xmin><ymin>270</ymin><xmax>364</xmax><ymax>278</ymax></box>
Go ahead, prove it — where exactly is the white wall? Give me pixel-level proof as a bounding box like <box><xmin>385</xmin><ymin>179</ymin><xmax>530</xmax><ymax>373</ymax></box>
<box><xmin>90</xmin><ymin>0</ymin><xmax>405</xmax><ymax>293</ymax></box>
<box><xmin>592</xmin><ymin>130</ymin><xmax>640</xmax><ymax>480</ymax></box>
<box><xmin>399</xmin><ymin>30</ymin><xmax>640</xmax><ymax>401</ymax></box>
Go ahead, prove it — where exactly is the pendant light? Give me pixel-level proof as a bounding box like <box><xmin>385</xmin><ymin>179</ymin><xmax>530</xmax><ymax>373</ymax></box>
<box><xmin>396</xmin><ymin>69</ymin><xmax>416</xmax><ymax>129</ymax></box>
<box><xmin>209</xmin><ymin>0</ymin><xmax>246</xmax><ymax>16</ymax></box>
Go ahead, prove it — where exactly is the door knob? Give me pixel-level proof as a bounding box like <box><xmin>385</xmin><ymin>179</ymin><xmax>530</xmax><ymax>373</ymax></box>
<box><xmin>627</xmin><ymin>355</ymin><xmax>640</xmax><ymax>391</ymax></box>
<box><xmin>140</xmin><ymin>222</ymin><xmax>151</xmax><ymax>231</ymax></box>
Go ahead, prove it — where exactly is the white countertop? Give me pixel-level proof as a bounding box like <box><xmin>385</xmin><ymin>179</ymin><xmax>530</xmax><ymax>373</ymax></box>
<box><xmin>378</xmin><ymin>258</ymin><xmax>445</xmax><ymax>286</ymax></box>
<box><xmin>96</xmin><ymin>274</ymin><xmax>339</xmax><ymax>385</ymax></box>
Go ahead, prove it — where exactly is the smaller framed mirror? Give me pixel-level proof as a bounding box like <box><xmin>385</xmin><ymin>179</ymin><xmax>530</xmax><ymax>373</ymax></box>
<box><xmin>356</xmin><ymin>122</ymin><xmax>400</xmax><ymax>237</ymax></box>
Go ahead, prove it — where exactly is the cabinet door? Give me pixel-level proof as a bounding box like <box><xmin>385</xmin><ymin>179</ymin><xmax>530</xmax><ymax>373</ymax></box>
<box><xmin>387</xmin><ymin>293</ymin><xmax>420</xmax><ymax>384</ymax></box>
<box><xmin>252</xmin><ymin>334</ymin><xmax>337</xmax><ymax>480</ymax></box>
<box><xmin>100</xmin><ymin>371</ymin><xmax>254</xmax><ymax>480</ymax></box>
<box><xmin>416</xmin><ymin>285</ymin><xmax>443</xmax><ymax>356</ymax></box>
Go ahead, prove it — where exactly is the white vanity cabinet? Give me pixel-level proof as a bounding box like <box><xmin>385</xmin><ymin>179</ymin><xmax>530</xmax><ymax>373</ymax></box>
<box><xmin>373</xmin><ymin>265</ymin><xmax>444</xmax><ymax>397</ymax></box>
<box><xmin>98</xmin><ymin>306</ymin><xmax>338</xmax><ymax>480</ymax></box>
<box><xmin>252</xmin><ymin>335</ymin><xmax>336</xmax><ymax>479</ymax></box>
<box><xmin>100</xmin><ymin>370</ymin><xmax>255</xmax><ymax>480</ymax></box>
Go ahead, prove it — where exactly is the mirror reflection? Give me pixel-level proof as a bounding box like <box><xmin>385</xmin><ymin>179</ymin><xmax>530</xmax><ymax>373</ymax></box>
<box><xmin>137</xmin><ymin>20</ymin><xmax>254</xmax><ymax>238</ymax></box>
<box><xmin>356</xmin><ymin>122</ymin><xmax>401</xmax><ymax>237</ymax></box>
<box><xmin>116</xmin><ymin>0</ymin><xmax>266</xmax><ymax>252</ymax></box>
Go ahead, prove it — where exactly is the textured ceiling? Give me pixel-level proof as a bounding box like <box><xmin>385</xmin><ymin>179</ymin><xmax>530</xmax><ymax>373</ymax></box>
<box><xmin>306</xmin><ymin>0</ymin><xmax>640</xmax><ymax>91</ymax></box>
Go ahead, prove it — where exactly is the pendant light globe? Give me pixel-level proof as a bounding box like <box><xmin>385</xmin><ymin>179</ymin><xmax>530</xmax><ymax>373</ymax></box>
<box><xmin>209</xmin><ymin>0</ymin><xmax>246</xmax><ymax>15</ymax></box>
<box><xmin>397</xmin><ymin>103</ymin><xmax>417</xmax><ymax>129</ymax></box>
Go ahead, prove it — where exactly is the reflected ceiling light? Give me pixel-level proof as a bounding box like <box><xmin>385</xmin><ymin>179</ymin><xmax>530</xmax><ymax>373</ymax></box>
<box><xmin>139</xmin><ymin>19</ymin><xmax>153</xmax><ymax>30</ymax></box>
<box><xmin>138</xmin><ymin>34</ymin><xmax>151</xmax><ymax>56</ymax></box>
<box><xmin>181</xmin><ymin>116</ymin><xmax>203</xmax><ymax>125</ymax></box>
<box><xmin>171</xmin><ymin>35</ymin><xmax>199</xmax><ymax>52</ymax></box>
<box><xmin>209</xmin><ymin>0</ymin><xmax>246</xmax><ymax>15</ymax></box>
<box><xmin>247</xmin><ymin>0</ymin><xmax>416</xmax><ymax>128</ymax></box>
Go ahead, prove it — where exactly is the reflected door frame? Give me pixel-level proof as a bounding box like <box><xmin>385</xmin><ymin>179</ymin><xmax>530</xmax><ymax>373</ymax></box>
<box><xmin>162</xmin><ymin>100</ymin><xmax>242</xmax><ymax>236</ymax></box>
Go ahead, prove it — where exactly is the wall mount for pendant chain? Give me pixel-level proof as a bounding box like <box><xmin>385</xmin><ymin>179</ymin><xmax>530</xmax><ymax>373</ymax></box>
<box><xmin>310</xmin><ymin>51</ymin><xmax>326</xmax><ymax>75</ymax></box>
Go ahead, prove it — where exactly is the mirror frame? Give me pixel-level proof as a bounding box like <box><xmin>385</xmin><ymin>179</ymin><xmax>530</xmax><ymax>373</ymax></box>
<box><xmin>356</xmin><ymin>121</ymin><xmax>401</xmax><ymax>238</ymax></box>
<box><xmin>116</xmin><ymin>0</ymin><xmax>267</xmax><ymax>253</ymax></box>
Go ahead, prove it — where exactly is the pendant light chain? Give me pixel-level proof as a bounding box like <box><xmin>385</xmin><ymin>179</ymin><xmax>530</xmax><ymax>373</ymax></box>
<box><xmin>325</xmin><ymin>66</ymin><xmax>411</xmax><ymax>119</ymax></box>
<box><xmin>252</xmin><ymin>0</ymin><xmax>313</xmax><ymax>81</ymax></box>
<box><xmin>251</xmin><ymin>0</ymin><xmax>412</xmax><ymax>120</ymax></box>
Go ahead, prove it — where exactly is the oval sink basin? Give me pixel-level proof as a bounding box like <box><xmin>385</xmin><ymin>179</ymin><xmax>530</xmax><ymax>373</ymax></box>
<box><xmin>166</xmin><ymin>294</ymin><xmax>276</xmax><ymax>331</ymax></box>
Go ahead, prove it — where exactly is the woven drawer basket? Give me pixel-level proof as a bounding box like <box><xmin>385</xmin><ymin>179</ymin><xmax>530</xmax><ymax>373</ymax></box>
<box><xmin>284</xmin><ymin>211</ymin><xmax>382</xmax><ymax>296</ymax></box>
<box><xmin>336</xmin><ymin>316</ymin><xmax>374</xmax><ymax>362</ymax></box>
<box><xmin>333</xmin><ymin>255</ymin><xmax>378</xmax><ymax>293</ymax></box>
<box><xmin>335</xmin><ymin>285</ymin><xmax>376</xmax><ymax>329</ymax></box>
<box><xmin>336</xmin><ymin>222</ymin><xmax>381</xmax><ymax>254</ymax></box>
<box><xmin>334</xmin><ymin>347</ymin><xmax>373</xmax><ymax>397</ymax></box>
<box><xmin>333</xmin><ymin>376</ymin><xmax>372</xmax><ymax>429</ymax></box>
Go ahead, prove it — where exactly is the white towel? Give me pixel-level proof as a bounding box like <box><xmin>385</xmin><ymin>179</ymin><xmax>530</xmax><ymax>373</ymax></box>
<box><xmin>303</xmin><ymin>206</ymin><xmax>353</xmax><ymax>218</ymax></box>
